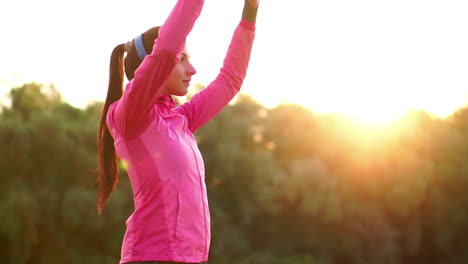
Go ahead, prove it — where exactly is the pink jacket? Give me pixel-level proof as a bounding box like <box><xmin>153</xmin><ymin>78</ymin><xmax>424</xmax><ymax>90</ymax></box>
<box><xmin>106</xmin><ymin>0</ymin><xmax>255</xmax><ymax>263</ymax></box>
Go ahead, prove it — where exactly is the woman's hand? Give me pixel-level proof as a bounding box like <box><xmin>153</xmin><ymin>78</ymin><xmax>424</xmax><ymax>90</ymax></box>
<box><xmin>243</xmin><ymin>0</ymin><xmax>259</xmax><ymax>22</ymax></box>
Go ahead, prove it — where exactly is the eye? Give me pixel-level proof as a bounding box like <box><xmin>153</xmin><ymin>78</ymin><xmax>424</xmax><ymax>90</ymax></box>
<box><xmin>180</xmin><ymin>53</ymin><xmax>190</xmax><ymax>64</ymax></box>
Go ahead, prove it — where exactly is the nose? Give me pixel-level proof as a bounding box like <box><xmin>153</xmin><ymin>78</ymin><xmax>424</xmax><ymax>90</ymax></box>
<box><xmin>187</xmin><ymin>62</ymin><xmax>197</xmax><ymax>76</ymax></box>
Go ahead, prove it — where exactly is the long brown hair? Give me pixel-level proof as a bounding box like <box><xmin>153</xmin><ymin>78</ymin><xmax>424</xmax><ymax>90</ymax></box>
<box><xmin>97</xmin><ymin>27</ymin><xmax>160</xmax><ymax>214</ymax></box>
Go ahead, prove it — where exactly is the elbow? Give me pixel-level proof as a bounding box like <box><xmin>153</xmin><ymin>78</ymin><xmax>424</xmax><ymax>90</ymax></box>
<box><xmin>218</xmin><ymin>70</ymin><xmax>245</xmax><ymax>92</ymax></box>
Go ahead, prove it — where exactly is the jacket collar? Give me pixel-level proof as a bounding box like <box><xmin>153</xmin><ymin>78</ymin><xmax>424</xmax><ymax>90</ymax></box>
<box><xmin>156</xmin><ymin>94</ymin><xmax>177</xmax><ymax>109</ymax></box>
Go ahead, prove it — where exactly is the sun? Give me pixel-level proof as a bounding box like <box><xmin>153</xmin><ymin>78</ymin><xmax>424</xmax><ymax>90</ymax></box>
<box><xmin>337</xmin><ymin>103</ymin><xmax>408</xmax><ymax>127</ymax></box>
<box><xmin>252</xmin><ymin>92</ymin><xmax>408</xmax><ymax>127</ymax></box>
<box><xmin>243</xmin><ymin>70</ymin><xmax>467</xmax><ymax>127</ymax></box>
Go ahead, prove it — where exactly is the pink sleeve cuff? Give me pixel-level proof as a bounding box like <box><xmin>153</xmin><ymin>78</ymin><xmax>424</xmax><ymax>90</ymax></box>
<box><xmin>240</xmin><ymin>19</ymin><xmax>256</xmax><ymax>31</ymax></box>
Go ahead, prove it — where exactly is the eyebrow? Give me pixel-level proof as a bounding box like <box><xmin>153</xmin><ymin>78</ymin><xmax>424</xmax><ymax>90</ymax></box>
<box><xmin>181</xmin><ymin>52</ymin><xmax>190</xmax><ymax>59</ymax></box>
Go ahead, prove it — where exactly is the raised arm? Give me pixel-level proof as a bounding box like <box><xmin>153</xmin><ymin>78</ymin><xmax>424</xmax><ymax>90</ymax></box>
<box><xmin>109</xmin><ymin>0</ymin><xmax>205</xmax><ymax>137</ymax></box>
<box><xmin>174</xmin><ymin>0</ymin><xmax>259</xmax><ymax>132</ymax></box>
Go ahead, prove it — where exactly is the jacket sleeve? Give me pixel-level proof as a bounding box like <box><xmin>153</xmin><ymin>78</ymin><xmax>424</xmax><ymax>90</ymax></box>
<box><xmin>108</xmin><ymin>0</ymin><xmax>204</xmax><ymax>138</ymax></box>
<box><xmin>174</xmin><ymin>19</ymin><xmax>256</xmax><ymax>133</ymax></box>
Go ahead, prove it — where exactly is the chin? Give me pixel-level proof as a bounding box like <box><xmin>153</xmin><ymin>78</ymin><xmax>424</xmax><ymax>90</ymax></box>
<box><xmin>174</xmin><ymin>90</ymin><xmax>188</xmax><ymax>97</ymax></box>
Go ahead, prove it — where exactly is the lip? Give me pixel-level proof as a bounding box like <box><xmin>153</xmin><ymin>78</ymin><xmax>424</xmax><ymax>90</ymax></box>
<box><xmin>183</xmin><ymin>80</ymin><xmax>191</xmax><ymax>83</ymax></box>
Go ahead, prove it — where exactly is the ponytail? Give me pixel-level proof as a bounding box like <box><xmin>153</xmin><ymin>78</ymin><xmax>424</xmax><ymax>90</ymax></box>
<box><xmin>96</xmin><ymin>26</ymin><xmax>160</xmax><ymax>214</ymax></box>
<box><xmin>97</xmin><ymin>44</ymin><xmax>125</xmax><ymax>214</ymax></box>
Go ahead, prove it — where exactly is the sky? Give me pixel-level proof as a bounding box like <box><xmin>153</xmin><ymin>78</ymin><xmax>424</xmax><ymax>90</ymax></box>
<box><xmin>1</xmin><ymin>0</ymin><xmax>468</xmax><ymax>123</ymax></box>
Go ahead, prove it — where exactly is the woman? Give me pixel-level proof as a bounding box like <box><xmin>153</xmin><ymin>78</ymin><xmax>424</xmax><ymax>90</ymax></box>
<box><xmin>97</xmin><ymin>0</ymin><xmax>259</xmax><ymax>263</ymax></box>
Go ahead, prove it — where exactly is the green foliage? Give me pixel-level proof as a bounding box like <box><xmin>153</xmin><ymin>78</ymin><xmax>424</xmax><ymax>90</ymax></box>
<box><xmin>2</xmin><ymin>83</ymin><xmax>468</xmax><ymax>264</ymax></box>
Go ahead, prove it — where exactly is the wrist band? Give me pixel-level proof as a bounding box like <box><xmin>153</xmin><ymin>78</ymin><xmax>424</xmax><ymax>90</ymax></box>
<box><xmin>134</xmin><ymin>34</ymin><xmax>148</xmax><ymax>60</ymax></box>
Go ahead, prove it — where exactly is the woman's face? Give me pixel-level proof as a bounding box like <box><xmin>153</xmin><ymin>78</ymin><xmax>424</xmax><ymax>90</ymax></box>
<box><xmin>162</xmin><ymin>47</ymin><xmax>197</xmax><ymax>96</ymax></box>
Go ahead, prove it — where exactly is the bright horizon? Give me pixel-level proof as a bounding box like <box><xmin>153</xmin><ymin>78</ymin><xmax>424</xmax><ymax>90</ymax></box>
<box><xmin>1</xmin><ymin>0</ymin><xmax>467</xmax><ymax>124</ymax></box>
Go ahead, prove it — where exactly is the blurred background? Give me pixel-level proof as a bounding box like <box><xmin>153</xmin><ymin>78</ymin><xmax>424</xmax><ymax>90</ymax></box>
<box><xmin>2</xmin><ymin>82</ymin><xmax>468</xmax><ymax>264</ymax></box>
<box><xmin>1</xmin><ymin>0</ymin><xmax>468</xmax><ymax>264</ymax></box>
